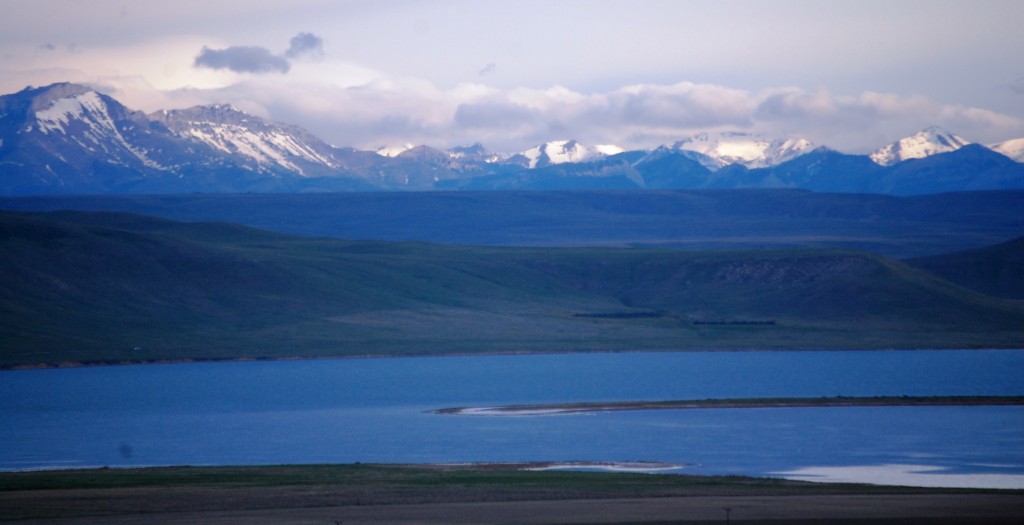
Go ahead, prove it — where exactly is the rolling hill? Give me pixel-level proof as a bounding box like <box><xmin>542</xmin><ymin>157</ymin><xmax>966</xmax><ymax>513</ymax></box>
<box><xmin>3</xmin><ymin>210</ymin><xmax>1022</xmax><ymax>368</ymax></box>
<box><xmin>907</xmin><ymin>236</ymin><xmax>1024</xmax><ymax>300</ymax></box>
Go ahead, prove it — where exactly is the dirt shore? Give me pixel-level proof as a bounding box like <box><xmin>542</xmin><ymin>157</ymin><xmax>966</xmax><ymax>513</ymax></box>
<box><xmin>4</xmin><ymin>491</ymin><xmax>1024</xmax><ymax>524</ymax></box>
<box><xmin>3</xmin><ymin>465</ymin><xmax>1023</xmax><ymax>524</ymax></box>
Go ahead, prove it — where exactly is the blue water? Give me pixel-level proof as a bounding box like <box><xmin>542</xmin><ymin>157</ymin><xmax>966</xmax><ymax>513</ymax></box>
<box><xmin>2</xmin><ymin>350</ymin><xmax>1024</xmax><ymax>482</ymax></box>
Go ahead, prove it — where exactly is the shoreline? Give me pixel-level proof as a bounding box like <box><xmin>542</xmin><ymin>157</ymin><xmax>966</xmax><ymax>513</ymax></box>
<box><xmin>5</xmin><ymin>346</ymin><xmax>1023</xmax><ymax>371</ymax></box>
<box><xmin>429</xmin><ymin>395</ymin><xmax>1024</xmax><ymax>416</ymax></box>
<box><xmin>3</xmin><ymin>463</ymin><xmax>1022</xmax><ymax>524</ymax></box>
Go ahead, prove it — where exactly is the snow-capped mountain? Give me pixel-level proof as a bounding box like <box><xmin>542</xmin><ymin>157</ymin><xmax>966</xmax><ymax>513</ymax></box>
<box><xmin>509</xmin><ymin>140</ymin><xmax>624</xmax><ymax>169</ymax></box>
<box><xmin>2</xmin><ymin>83</ymin><xmax>1023</xmax><ymax>195</ymax></box>
<box><xmin>150</xmin><ymin>104</ymin><xmax>340</xmax><ymax>176</ymax></box>
<box><xmin>668</xmin><ymin>132</ymin><xmax>815</xmax><ymax>169</ymax></box>
<box><xmin>0</xmin><ymin>83</ymin><xmax>372</xmax><ymax>193</ymax></box>
<box><xmin>870</xmin><ymin>127</ymin><xmax>971</xmax><ymax>166</ymax></box>
<box><xmin>990</xmin><ymin>138</ymin><xmax>1024</xmax><ymax>162</ymax></box>
<box><xmin>12</xmin><ymin>83</ymin><xmax>173</xmax><ymax>171</ymax></box>
<box><xmin>0</xmin><ymin>83</ymin><xmax>198</xmax><ymax>193</ymax></box>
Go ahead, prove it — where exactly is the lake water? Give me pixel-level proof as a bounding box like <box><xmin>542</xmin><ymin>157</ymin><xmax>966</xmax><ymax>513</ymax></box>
<box><xmin>3</xmin><ymin>350</ymin><xmax>1024</xmax><ymax>488</ymax></box>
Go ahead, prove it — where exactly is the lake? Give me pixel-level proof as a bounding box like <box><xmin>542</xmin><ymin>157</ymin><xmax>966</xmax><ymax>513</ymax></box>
<box><xmin>3</xmin><ymin>350</ymin><xmax>1024</xmax><ymax>488</ymax></box>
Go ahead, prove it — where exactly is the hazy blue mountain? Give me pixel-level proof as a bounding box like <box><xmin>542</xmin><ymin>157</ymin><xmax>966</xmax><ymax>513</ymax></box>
<box><xmin>656</xmin><ymin>145</ymin><xmax>1024</xmax><ymax>195</ymax></box>
<box><xmin>632</xmin><ymin>147</ymin><xmax>714</xmax><ymax>188</ymax></box>
<box><xmin>744</xmin><ymin>148</ymin><xmax>885</xmax><ymax>192</ymax></box>
<box><xmin>878</xmin><ymin>144</ymin><xmax>1024</xmax><ymax>195</ymax></box>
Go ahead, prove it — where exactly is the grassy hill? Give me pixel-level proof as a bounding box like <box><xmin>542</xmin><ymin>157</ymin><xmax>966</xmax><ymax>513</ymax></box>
<box><xmin>907</xmin><ymin>236</ymin><xmax>1024</xmax><ymax>300</ymax></box>
<box><xmin>2</xmin><ymin>210</ymin><xmax>1022</xmax><ymax>367</ymax></box>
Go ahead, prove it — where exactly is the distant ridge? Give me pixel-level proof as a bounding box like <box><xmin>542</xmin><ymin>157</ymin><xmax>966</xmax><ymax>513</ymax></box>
<box><xmin>4</xmin><ymin>189</ymin><xmax>1024</xmax><ymax>259</ymax></box>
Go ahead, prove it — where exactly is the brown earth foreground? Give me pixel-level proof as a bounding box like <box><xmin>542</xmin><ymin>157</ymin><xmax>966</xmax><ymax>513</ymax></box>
<box><xmin>2</xmin><ymin>464</ymin><xmax>1023</xmax><ymax>524</ymax></box>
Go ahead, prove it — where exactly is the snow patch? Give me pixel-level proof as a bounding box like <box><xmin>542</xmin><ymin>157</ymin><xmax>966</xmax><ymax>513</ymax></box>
<box><xmin>594</xmin><ymin>144</ymin><xmax>625</xmax><ymax>156</ymax></box>
<box><xmin>376</xmin><ymin>144</ymin><xmax>414</xmax><ymax>157</ymax></box>
<box><xmin>178</xmin><ymin>121</ymin><xmax>335</xmax><ymax>175</ymax></box>
<box><xmin>990</xmin><ymin>137</ymin><xmax>1024</xmax><ymax>162</ymax></box>
<box><xmin>35</xmin><ymin>91</ymin><xmax>163</xmax><ymax>170</ymax></box>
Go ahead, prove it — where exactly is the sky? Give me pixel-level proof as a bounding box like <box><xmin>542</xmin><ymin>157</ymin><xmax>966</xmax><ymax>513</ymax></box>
<box><xmin>2</xmin><ymin>0</ymin><xmax>1023</xmax><ymax>154</ymax></box>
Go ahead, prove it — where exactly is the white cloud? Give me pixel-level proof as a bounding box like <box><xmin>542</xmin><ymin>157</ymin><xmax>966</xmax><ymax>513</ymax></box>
<box><xmin>4</xmin><ymin>40</ymin><xmax>1022</xmax><ymax>154</ymax></box>
<box><xmin>2</xmin><ymin>1</ymin><xmax>1022</xmax><ymax>154</ymax></box>
<box><xmin>141</xmin><ymin>76</ymin><xmax>1024</xmax><ymax>154</ymax></box>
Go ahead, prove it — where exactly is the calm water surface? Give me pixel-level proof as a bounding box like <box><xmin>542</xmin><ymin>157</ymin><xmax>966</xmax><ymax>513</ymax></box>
<box><xmin>3</xmin><ymin>350</ymin><xmax>1024</xmax><ymax>487</ymax></box>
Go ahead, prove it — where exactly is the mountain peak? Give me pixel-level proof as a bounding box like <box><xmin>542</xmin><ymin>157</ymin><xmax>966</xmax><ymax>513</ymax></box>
<box><xmin>513</xmin><ymin>139</ymin><xmax>622</xmax><ymax>169</ymax></box>
<box><xmin>668</xmin><ymin>132</ymin><xmax>815</xmax><ymax>169</ymax></box>
<box><xmin>16</xmin><ymin>82</ymin><xmax>97</xmax><ymax>110</ymax></box>
<box><xmin>870</xmin><ymin>127</ymin><xmax>971</xmax><ymax>166</ymax></box>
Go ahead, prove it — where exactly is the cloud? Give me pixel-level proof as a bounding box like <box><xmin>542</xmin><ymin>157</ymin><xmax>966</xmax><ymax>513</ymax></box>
<box><xmin>285</xmin><ymin>32</ymin><xmax>323</xmax><ymax>60</ymax></box>
<box><xmin>135</xmin><ymin>68</ymin><xmax>1024</xmax><ymax>155</ymax></box>
<box><xmin>194</xmin><ymin>45</ymin><xmax>290</xmax><ymax>74</ymax></box>
<box><xmin>478</xmin><ymin>63</ymin><xmax>496</xmax><ymax>77</ymax></box>
<box><xmin>192</xmin><ymin>32</ymin><xmax>325</xmax><ymax>75</ymax></box>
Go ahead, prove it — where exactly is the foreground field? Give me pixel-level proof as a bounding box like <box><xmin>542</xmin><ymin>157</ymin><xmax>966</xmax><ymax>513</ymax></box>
<box><xmin>2</xmin><ymin>464</ymin><xmax>1023</xmax><ymax>524</ymax></box>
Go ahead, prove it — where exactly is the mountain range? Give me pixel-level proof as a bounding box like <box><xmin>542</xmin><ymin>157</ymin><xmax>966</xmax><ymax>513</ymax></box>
<box><xmin>2</xmin><ymin>82</ymin><xmax>1024</xmax><ymax>195</ymax></box>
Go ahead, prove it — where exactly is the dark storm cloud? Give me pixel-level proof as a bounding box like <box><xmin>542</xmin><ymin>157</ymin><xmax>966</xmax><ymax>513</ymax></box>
<box><xmin>284</xmin><ymin>32</ymin><xmax>323</xmax><ymax>59</ymax></box>
<box><xmin>194</xmin><ymin>45</ymin><xmax>290</xmax><ymax>74</ymax></box>
<box><xmin>194</xmin><ymin>33</ymin><xmax>324</xmax><ymax>74</ymax></box>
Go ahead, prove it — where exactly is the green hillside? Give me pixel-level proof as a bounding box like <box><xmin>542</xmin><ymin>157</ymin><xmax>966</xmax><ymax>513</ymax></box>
<box><xmin>907</xmin><ymin>236</ymin><xmax>1024</xmax><ymax>300</ymax></box>
<box><xmin>2</xmin><ymin>210</ymin><xmax>1022</xmax><ymax>367</ymax></box>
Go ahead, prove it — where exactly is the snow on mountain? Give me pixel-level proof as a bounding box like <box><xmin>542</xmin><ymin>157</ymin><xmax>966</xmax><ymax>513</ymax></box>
<box><xmin>514</xmin><ymin>140</ymin><xmax>623</xmax><ymax>169</ymax></box>
<box><xmin>870</xmin><ymin>126</ymin><xmax>971</xmax><ymax>166</ymax></box>
<box><xmin>594</xmin><ymin>144</ymin><xmax>625</xmax><ymax>156</ymax></box>
<box><xmin>668</xmin><ymin>132</ymin><xmax>815</xmax><ymax>169</ymax></box>
<box><xmin>447</xmin><ymin>143</ymin><xmax>503</xmax><ymax>163</ymax></box>
<box><xmin>376</xmin><ymin>144</ymin><xmax>414</xmax><ymax>157</ymax></box>
<box><xmin>33</xmin><ymin>88</ymin><xmax>164</xmax><ymax>170</ymax></box>
<box><xmin>151</xmin><ymin>104</ymin><xmax>338</xmax><ymax>175</ymax></box>
<box><xmin>990</xmin><ymin>138</ymin><xmax>1024</xmax><ymax>162</ymax></box>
